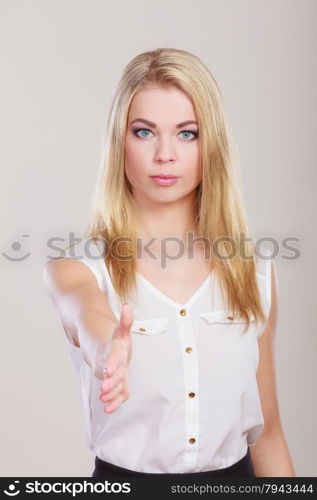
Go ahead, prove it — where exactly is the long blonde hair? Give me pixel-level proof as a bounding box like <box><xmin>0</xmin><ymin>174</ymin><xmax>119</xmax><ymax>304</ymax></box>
<box><xmin>83</xmin><ymin>47</ymin><xmax>268</xmax><ymax>332</ymax></box>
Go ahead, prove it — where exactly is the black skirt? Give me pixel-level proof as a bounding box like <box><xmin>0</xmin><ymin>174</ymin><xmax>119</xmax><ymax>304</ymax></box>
<box><xmin>92</xmin><ymin>446</ymin><xmax>255</xmax><ymax>478</ymax></box>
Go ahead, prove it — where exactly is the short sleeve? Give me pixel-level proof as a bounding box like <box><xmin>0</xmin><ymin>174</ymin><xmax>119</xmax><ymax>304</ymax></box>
<box><xmin>61</xmin><ymin>237</ymin><xmax>107</xmax><ymax>293</ymax></box>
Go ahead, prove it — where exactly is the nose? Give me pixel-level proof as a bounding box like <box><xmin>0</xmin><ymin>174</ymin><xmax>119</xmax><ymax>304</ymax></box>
<box><xmin>154</xmin><ymin>136</ymin><xmax>176</xmax><ymax>164</ymax></box>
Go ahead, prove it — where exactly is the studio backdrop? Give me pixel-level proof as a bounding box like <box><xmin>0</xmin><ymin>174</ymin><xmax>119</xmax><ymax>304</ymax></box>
<box><xmin>0</xmin><ymin>0</ymin><xmax>316</xmax><ymax>476</ymax></box>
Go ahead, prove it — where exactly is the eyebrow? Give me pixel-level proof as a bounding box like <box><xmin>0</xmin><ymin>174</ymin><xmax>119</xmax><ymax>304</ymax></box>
<box><xmin>130</xmin><ymin>118</ymin><xmax>198</xmax><ymax>129</ymax></box>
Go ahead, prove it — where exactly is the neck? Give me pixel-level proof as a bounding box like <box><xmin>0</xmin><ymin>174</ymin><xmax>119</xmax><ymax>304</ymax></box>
<box><xmin>136</xmin><ymin>203</ymin><xmax>197</xmax><ymax>239</ymax></box>
<box><xmin>133</xmin><ymin>195</ymin><xmax>202</xmax><ymax>257</ymax></box>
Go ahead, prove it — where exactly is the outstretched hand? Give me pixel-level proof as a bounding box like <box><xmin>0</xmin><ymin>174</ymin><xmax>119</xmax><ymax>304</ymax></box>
<box><xmin>99</xmin><ymin>303</ymin><xmax>133</xmax><ymax>413</ymax></box>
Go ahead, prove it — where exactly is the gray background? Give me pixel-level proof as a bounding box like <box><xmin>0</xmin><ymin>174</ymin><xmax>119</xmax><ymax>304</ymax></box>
<box><xmin>0</xmin><ymin>0</ymin><xmax>316</xmax><ymax>476</ymax></box>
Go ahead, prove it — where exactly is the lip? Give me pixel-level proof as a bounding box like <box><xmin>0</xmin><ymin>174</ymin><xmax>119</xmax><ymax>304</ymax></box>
<box><xmin>150</xmin><ymin>174</ymin><xmax>178</xmax><ymax>179</ymax></box>
<box><xmin>150</xmin><ymin>175</ymin><xmax>179</xmax><ymax>186</ymax></box>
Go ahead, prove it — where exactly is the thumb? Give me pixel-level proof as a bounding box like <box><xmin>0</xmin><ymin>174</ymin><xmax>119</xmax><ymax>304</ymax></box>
<box><xmin>118</xmin><ymin>302</ymin><xmax>133</xmax><ymax>335</ymax></box>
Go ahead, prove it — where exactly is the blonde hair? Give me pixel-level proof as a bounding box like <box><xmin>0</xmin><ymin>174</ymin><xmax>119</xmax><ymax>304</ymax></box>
<box><xmin>83</xmin><ymin>47</ymin><xmax>268</xmax><ymax>332</ymax></box>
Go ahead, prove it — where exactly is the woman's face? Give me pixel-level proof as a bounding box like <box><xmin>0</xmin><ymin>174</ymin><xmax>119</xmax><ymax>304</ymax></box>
<box><xmin>124</xmin><ymin>83</ymin><xmax>201</xmax><ymax>206</ymax></box>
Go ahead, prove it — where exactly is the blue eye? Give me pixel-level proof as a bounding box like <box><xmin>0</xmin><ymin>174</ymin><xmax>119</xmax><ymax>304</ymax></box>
<box><xmin>180</xmin><ymin>130</ymin><xmax>198</xmax><ymax>140</ymax></box>
<box><xmin>132</xmin><ymin>127</ymin><xmax>198</xmax><ymax>140</ymax></box>
<box><xmin>133</xmin><ymin>128</ymin><xmax>153</xmax><ymax>138</ymax></box>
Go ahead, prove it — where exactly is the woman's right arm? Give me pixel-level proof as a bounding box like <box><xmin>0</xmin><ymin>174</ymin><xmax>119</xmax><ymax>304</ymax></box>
<box><xmin>42</xmin><ymin>258</ymin><xmax>132</xmax><ymax>383</ymax></box>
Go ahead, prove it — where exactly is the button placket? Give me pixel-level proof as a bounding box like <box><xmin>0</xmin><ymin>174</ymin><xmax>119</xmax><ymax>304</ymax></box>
<box><xmin>177</xmin><ymin>307</ymin><xmax>199</xmax><ymax>470</ymax></box>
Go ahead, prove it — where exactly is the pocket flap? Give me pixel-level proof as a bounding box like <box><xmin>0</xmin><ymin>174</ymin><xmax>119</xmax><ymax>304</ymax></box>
<box><xmin>200</xmin><ymin>310</ymin><xmax>255</xmax><ymax>325</ymax></box>
<box><xmin>130</xmin><ymin>317</ymin><xmax>168</xmax><ymax>335</ymax></box>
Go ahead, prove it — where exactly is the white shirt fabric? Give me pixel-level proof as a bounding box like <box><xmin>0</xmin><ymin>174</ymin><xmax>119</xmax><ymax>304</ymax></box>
<box><xmin>60</xmin><ymin>237</ymin><xmax>272</xmax><ymax>473</ymax></box>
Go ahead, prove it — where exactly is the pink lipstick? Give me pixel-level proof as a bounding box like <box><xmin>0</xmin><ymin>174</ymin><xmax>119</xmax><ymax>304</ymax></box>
<box><xmin>150</xmin><ymin>175</ymin><xmax>179</xmax><ymax>186</ymax></box>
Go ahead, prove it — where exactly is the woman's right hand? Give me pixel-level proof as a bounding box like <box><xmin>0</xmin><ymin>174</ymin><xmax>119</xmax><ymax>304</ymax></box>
<box><xmin>98</xmin><ymin>303</ymin><xmax>133</xmax><ymax>413</ymax></box>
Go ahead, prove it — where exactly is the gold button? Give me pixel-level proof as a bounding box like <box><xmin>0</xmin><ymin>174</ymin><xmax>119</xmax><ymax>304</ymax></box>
<box><xmin>227</xmin><ymin>316</ymin><xmax>234</xmax><ymax>320</ymax></box>
<box><xmin>139</xmin><ymin>327</ymin><xmax>146</xmax><ymax>332</ymax></box>
<box><xmin>188</xmin><ymin>392</ymin><xmax>195</xmax><ymax>398</ymax></box>
<box><xmin>185</xmin><ymin>347</ymin><xmax>192</xmax><ymax>353</ymax></box>
<box><xmin>189</xmin><ymin>438</ymin><xmax>196</xmax><ymax>444</ymax></box>
<box><xmin>180</xmin><ymin>309</ymin><xmax>187</xmax><ymax>316</ymax></box>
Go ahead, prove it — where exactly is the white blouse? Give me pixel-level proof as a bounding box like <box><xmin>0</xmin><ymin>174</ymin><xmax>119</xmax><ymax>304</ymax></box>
<box><xmin>60</xmin><ymin>237</ymin><xmax>272</xmax><ymax>473</ymax></box>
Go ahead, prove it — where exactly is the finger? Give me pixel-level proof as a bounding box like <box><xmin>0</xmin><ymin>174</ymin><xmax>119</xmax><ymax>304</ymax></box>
<box><xmin>104</xmin><ymin>393</ymin><xmax>127</xmax><ymax>413</ymax></box>
<box><xmin>119</xmin><ymin>303</ymin><xmax>133</xmax><ymax>335</ymax></box>
<box><xmin>103</xmin><ymin>344</ymin><xmax>124</xmax><ymax>377</ymax></box>
<box><xmin>100</xmin><ymin>366</ymin><xmax>124</xmax><ymax>393</ymax></box>
<box><xmin>100</xmin><ymin>382</ymin><xmax>123</xmax><ymax>403</ymax></box>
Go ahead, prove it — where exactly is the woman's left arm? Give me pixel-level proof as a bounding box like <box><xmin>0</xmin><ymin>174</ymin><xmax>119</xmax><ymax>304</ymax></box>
<box><xmin>250</xmin><ymin>260</ymin><xmax>296</xmax><ymax>477</ymax></box>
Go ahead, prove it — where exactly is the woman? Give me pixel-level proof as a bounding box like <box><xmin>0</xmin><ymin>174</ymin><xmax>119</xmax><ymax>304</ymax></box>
<box><xmin>43</xmin><ymin>47</ymin><xmax>295</xmax><ymax>478</ymax></box>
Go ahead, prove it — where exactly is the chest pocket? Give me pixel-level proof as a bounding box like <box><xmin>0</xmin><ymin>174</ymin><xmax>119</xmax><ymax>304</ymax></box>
<box><xmin>130</xmin><ymin>317</ymin><xmax>169</xmax><ymax>336</ymax></box>
<box><xmin>200</xmin><ymin>310</ymin><xmax>255</xmax><ymax>325</ymax></box>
